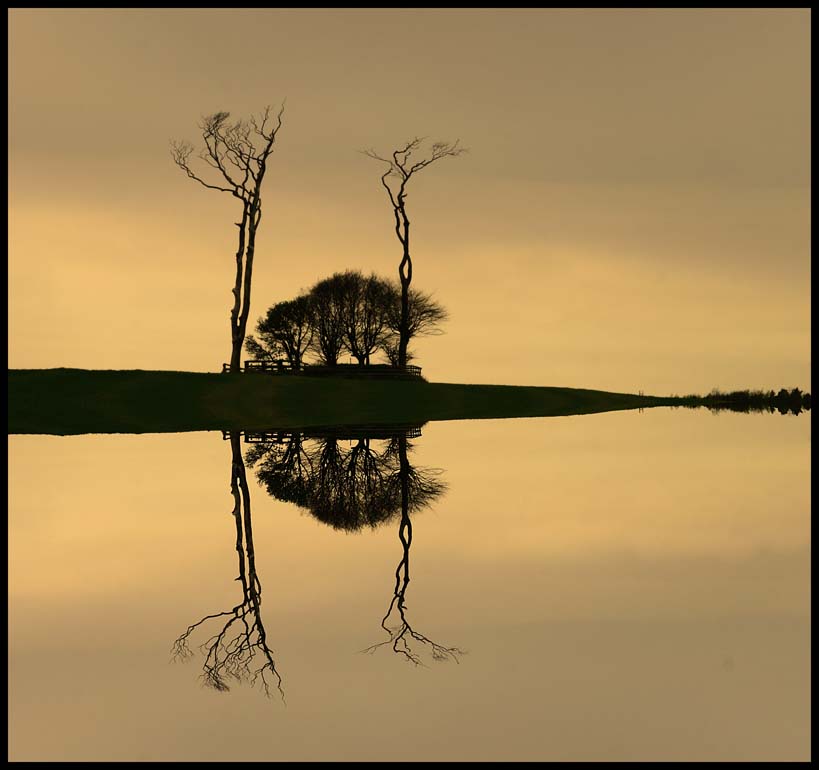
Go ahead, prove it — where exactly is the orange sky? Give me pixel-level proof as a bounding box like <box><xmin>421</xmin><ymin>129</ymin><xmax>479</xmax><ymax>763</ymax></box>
<box><xmin>8</xmin><ymin>8</ymin><xmax>810</xmax><ymax>393</ymax></box>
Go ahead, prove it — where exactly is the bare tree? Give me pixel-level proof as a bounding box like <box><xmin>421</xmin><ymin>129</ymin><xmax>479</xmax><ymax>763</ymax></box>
<box><xmin>172</xmin><ymin>104</ymin><xmax>285</xmax><ymax>372</ymax></box>
<box><xmin>363</xmin><ymin>138</ymin><xmax>465</xmax><ymax>368</ymax></box>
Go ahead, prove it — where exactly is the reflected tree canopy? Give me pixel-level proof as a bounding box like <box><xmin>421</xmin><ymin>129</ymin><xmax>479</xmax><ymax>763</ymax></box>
<box><xmin>172</xmin><ymin>432</ymin><xmax>284</xmax><ymax>701</ymax></box>
<box><xmin>245</xmin><ymin>426</ymin><xmax>462</xmax><ymax>665</ymax></box>
<box><xmin>173</xmin><ymin>425</ymin><xmax>459</xmax><ymax>700</ymax></box>
<box><xmin>244</xmin><ymin>427</ymin><xmax>445</xmax><ymax>532</ymax></box>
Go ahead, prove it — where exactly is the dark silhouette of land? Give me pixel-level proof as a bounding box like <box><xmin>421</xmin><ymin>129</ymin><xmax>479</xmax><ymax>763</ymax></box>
<box><xmin>9</xmin><ymin>369</ymin><xmax>808</xmax><ymax>436</ymax></box>
<box><xmin>8</xmin><ymin>368</ymin><xmax>699</xmax><ymax>435</ymax></box>
<box><xmin>674</xmin><ymin>388</ymin><xmax>810</xmax><ymax>416</ymax></box>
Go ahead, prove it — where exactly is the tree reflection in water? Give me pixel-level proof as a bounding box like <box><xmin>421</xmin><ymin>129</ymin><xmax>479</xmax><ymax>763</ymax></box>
<box><xmin>362</xmin><ymin>435</ymin><xmax>464</xmax><ymax>665</ymax></box>
<box><xmin>246</xmin><ymin>426</ymin><xmax>463</xmax><ymax>666</ymax></box>
<box><xmin>171</xmin><ymin>432</ymin><xmax>284</xmax><ymax>701</ymax></box>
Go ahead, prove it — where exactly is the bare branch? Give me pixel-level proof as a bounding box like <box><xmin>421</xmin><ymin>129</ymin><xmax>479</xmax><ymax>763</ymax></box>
<box><xmin>362</xmin><ymin>135</ymin><xmax>465</xmax><ymax>367</ymax></box>
<box><xmin>171</xmin><ymin>139</ymin><xmax>235</xmax><ymax>194</ymax></box>
<box><xmin>172</xmin><ymin>100</ymin><xmax>285</xmax><ymax>370</ymax></box>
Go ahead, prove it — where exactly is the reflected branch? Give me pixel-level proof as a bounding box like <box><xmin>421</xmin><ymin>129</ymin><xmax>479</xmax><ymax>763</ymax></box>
<box><xmin>172</xmin><ymin>432</ymin><xmax>284</xmax><ymax>701</ymax></box>
<box><xmin>362</xmin><ymin>435</ymin><xmax>463</xmax><ymax>665</ymax></box>
<box><xmin>243</xmin><ymin>425</ymin><xmax>460</xmax><ymax>667</ymax></box>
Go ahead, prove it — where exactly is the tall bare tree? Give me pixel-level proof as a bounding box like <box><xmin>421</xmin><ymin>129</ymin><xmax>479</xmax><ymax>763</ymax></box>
<box><xmin>363</xmin><ymin>138</ymin><xmax>465</xmax><ymax>368</ymax></box>
<box><xmin>172</xmin><ymin>104</ymin><xmax>285</xmax><ymax>372</ymax></box>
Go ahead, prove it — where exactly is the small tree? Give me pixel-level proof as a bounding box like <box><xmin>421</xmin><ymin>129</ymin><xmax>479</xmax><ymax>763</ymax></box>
<box><xmin>245</xmin><ymin>295</ymin><xmax>313</xmax><ymax>369</ymax></box>
<box><xmin>341</xmin><ymin>272</ymin><xmax>393</xmax><ymax>365</ymax></box>
<box><xmin>363</xmin><ymin>138</ymin><xmax>465</xmax><ymax>368</ymax></box>
<box><xmin>309</xmin><ymin>274</ymin><xmax>348</xmax><ymax>366</ymax></box>
<box><xmin>171</xmin><ymin>104</ymin><xmax>285</xmax><ymax>372</ymax></box>
<box><xmin>382</xmin><ymin>284</ymin><xmax>448</xmax><ymax>366</ymax></box>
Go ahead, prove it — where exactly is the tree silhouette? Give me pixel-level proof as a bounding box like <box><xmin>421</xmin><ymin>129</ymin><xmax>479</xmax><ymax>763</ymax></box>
<box><xmin>246</xmin><ymin>428</ymin><xmax>445</xmax><ymax>532</ymax></box>
<box><xmin>362</xmin><ymin>435</ymin><xmax>464</xmax><ymax>665</ymax></box>
<box><xmin>172</xmin><ymin>431</ymin><xmax>284</xmax><ymax>701</ymax></box>
<box><xmin>677</xmin><ymin>388</ymin><xmax>812</xmax><ymax>416</ymax></box>
<box><xmin>245</xmin><ymin>428</ymin><xmax>459</xmax><ymax>665</ymax></box>
<box><xmin>245</xmin><ymin>294</ymin><xmax>313</xmax><ymax>369</ymax></box>
<box><xmin>339</xmin><ymin>272</ymin><xmax>394</xmax><ymax>365</ymax></box>
<box><xmin>381</xmin><ymin>284</ymin><xmax>448</xmax><ymax>366</ymax></box>
<box><xmin>308</xmin><ymin>274</ymin><xmax>349</xmax><ymax>366</ymax></box>
<box><xmin>363</xmin><ymin>138</ymin><xmax>465</xmax><ymax>368</ymax></box>
<box><xmin>171</xmin><ymin>104</ymin><xmax>285</xmax><ymax>372</ymax></box>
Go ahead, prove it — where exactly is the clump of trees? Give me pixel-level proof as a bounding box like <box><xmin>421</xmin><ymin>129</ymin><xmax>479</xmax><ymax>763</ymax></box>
<box><xmin>245</xmin><ymin>430</ymin><xmax>445</xmax><ymax>532</ymax></box>
<box><xmin>245</xmin><ymin>269</ymin><xmax>447</xmax><ymax>368</ymax></box>
<box><xmin>677</xmin><ymin>387</ymin><xmax>812</xmax><ymax>416</ymax></box>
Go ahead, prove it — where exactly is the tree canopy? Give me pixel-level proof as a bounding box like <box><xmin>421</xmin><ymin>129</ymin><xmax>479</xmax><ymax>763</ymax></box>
<box><xmin>246</xmin><ymin>269</ymin><xmax>447</xmax><ymax>368</ymax></box>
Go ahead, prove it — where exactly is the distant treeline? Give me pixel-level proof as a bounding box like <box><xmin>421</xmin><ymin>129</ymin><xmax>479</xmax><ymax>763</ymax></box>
<box><xmin>672</xmin><ymin>388</ymin><xmax>811</xmax><ymax>416</ymax></box>
<box><xmin>246</xmin><ymin>270</ymin><xmax>446</xmax><ymax>369</ymax></box>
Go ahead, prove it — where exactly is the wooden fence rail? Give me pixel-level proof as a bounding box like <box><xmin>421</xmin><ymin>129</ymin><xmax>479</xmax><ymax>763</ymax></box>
<box><xmin>221</xmin><ymin>425</ymin><xmax>423</xmax><ymax>442</ymax></box>
<box><xmin>222</xmin><ymin>361</ymin><xmax>423</xmax><ymax>378</ymax></box>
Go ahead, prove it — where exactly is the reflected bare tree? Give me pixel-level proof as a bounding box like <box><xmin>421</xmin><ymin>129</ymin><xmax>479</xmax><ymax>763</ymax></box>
<box><xmin>172</xmin><ymin>432</ymin><xmax>284</xmax><ymax>701</ymax></box>
<box><xmin>363</xmin><ymin>435</ymin><xmax>464</xmax><ymax>665</ymax></box>
<box><xmin>245</xmin><ymin>428</ymin><xmax>458</xmax><ymax>664</ymax></box>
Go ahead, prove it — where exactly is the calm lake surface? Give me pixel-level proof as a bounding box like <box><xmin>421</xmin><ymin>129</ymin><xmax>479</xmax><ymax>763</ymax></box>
<box><xmin>8</xmin><ymin>409</ymin><xmax>810</xmax><ymax>761</ymax></box>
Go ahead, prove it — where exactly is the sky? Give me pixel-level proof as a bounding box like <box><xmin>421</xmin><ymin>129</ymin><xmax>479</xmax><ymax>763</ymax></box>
<box><xmin>8</xmin><ymin>8</ymin><xmax>811</xmax><ymax>393</ymax></box>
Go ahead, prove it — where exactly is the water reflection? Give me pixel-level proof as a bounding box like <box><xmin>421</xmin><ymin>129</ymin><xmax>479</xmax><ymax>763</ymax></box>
<box><xmin>244</xmin><ymin>426</ymin><xmax>444</xmax><ymax>531</ymax></box>
<box><xmin>245</xmin><ymin>425</ymin><xmax>462</xmax><ymax>665</ymax></box>
<box><xmin>175</xmin><ymin>425</ymin><xmax>458</xmax><ymax>700</ymax></box>
<box><xmin>172</xmin><ymin>431</ymin><xmax>284</xmax><ymax>700</ymax></box>
<box><xmin>361</xmin><ymin>433</ymin><xmax>464</xmax><ymax>665</ymax></box>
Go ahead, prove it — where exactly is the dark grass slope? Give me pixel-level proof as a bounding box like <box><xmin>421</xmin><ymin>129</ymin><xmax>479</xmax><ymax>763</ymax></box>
<box><xmin>8</xmin><ymin>368</ymin><xmax>675</xmax><ymax>435</ymax></box>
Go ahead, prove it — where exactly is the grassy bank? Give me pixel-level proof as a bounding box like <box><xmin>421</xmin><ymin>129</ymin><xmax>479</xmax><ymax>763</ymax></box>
<box><xmin>7</xmin><ymin>368</ymin><xmax>675</xmax><ymax>435</ymax></box>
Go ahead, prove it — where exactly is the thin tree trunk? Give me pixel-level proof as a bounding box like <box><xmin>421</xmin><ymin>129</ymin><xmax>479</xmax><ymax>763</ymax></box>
<box><xmin>235</xmin><ymin>203</ymin><xmax>259</xmax><ymax>372</ymax></box>
<box><xmin>229</xmin><ymin>205</ymin><xmax>250</xmax><ymax>372</ymax></box>
<box><xmin>398</xmin><ymin>219</ymin><xmax>412</xmax><ymax>368</ymax></box>
<box><xmin>230</xmin><ymin>200</ymin><xmax>260</xmax><ymax>373</ymax></box>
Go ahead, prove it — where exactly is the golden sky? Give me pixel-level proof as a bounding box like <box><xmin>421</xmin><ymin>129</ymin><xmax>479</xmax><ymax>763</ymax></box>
<box><xmin>8</xmin><ymin>8</ymin><xmax>810</xmax><ymax>393</ymax></box>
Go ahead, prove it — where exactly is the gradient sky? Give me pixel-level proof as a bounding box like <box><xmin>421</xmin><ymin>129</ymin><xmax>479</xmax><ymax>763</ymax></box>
<box><xmin>8</xmin><ymin>8</ymin><xmax>810</xmax><ymax>392</ymax></box>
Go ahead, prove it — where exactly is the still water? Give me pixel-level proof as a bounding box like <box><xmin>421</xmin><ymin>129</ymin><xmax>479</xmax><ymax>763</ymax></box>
<box><xmin>8</xmin><ymin>409</ymin><xmax>810</xmax><ymax>761</ymax></box>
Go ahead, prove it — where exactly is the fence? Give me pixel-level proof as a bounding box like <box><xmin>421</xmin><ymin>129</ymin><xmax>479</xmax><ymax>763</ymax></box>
<box><xmin>222</xmin><ymin>361</ymin><xmax>423</xmax><ymax>379</ymax></box>
<box><xmin>221</xmin><ymin>425</ymin><xmax>423</xmax><ymax>442</ymax></box>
